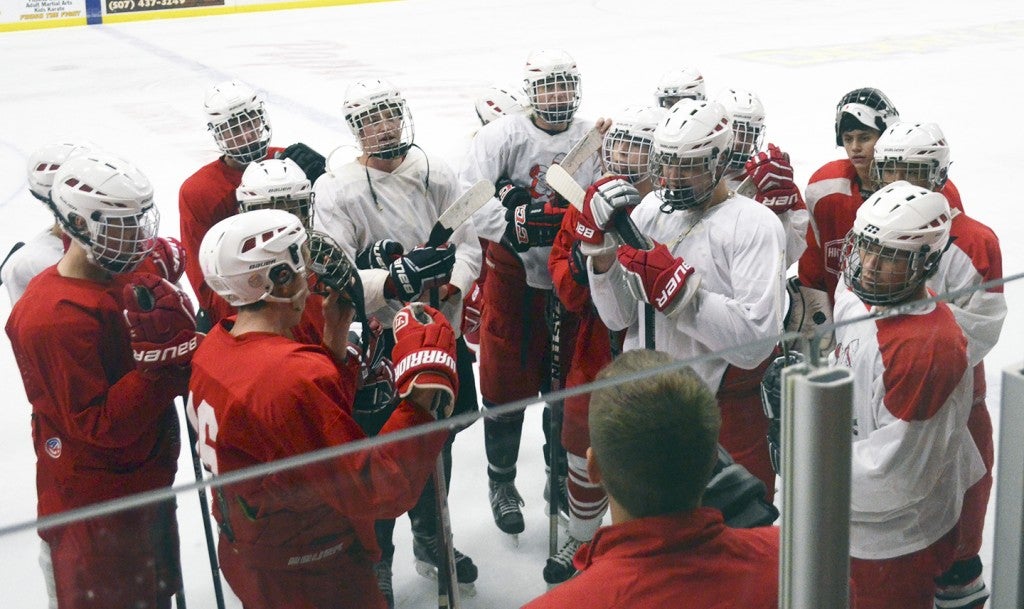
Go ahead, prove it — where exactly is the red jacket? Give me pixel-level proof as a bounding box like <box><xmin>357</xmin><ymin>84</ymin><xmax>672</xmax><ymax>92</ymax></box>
<box><xmin>523</xmin><ymin>508</ymin><xmax>780</xmax><ymax>609</ymax></box>
<box><xmin>178</xmin><ymin>150</ymin><xmax>283</xmax><ymax>323</ymax></box>
<box><xmin>6</xmin><ymin>267</ymin><xmax>182</xmax><ymax>518</ymax></box>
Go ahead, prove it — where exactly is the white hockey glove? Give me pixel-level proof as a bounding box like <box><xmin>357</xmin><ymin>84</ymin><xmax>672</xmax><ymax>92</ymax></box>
<box><xmin>784</xmin><ymin>277</ymin><xmax>835</xmax><ymax>355</ymax></box>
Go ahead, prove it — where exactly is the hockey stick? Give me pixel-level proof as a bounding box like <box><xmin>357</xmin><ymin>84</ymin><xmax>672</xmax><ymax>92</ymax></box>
<box><xmin>426</xmin><ymin>180</ymin><xmax>494</xmax><ymax>248</ymax></box>
<box><xmin>185</xmin><ymin>309</ymin><xmax>228</xmax><ymax>609</ymax></box>
<box><xmin>556</xmin><ymin>126</ymin><xmax>604</xmax><ymax>176</ymax></box>
<box><xmin>0</xmin><ymin>241</ymin><xmax>25</xmax><ymax>287</ymax></box>
<box><xmin>547</xmin><ymin>293</ymin><xmax>564</xmax><ymax>558</ymax></box>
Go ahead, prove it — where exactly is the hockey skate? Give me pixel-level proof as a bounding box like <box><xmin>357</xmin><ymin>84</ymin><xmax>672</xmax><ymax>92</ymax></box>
<box><xmin>373</xmin><ymin>559</ymin><xmax>395</xmax><ymax>609</ymax></box>
<box><xmin>543</xmin><ymin>467</ymin><xmax>569</xmax><ymax>527</ymax></box>
<box><xmin>489</xmin><ymin>478</ymin><xmax>526</xmax><ymax>540</ymax></box>
<box><xmin>412</xmin><ymin>532</ymin><xmax>479</xmax><ymax>597</ymax></box>
<box><xmin>543</xmin><ymin>535</ymin><xmax>583</xmax><ymax>585</ymax></box>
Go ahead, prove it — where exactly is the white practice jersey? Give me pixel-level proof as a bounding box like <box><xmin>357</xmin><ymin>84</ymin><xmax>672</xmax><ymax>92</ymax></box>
<box><xmin>725</xmin><ymin>173</ymin><xmax>808</xmax><ymax>269</ymax></box>
<box><xmin>927</xmin><ymin>209</ymin><xmax>1006</xmax><ymax>367</ymax></box>
<box><xmin>832</xmin><ymin>281</ymin><xmax>985</xmax><ymax>560</ymax></box>
<box><xmin>588</xmin><ymin>192</ymin><xmax>786</xmax><ymax>391</ymax></box>
<box><xmin>2</xmin><ymin>227</ymin><xmax>63</xmax><ymax>304</ymax></box>
<box><xmin>459</xmin><ymin>113</ymin><xmax>601</xmax><ymax>290</ymax></box>
<box><xmin>313</xmin><ymin>147</ymin><xmax>482</xmax><ymax>332</ymax></box>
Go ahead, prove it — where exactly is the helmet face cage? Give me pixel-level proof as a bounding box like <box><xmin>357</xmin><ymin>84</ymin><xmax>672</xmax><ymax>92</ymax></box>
<box><xmin>727</xmin><ymin>120</ymin><xmax>764</xmax><ymax>170</ymax></box>
<box><xmin>834</xmin><ymin>87</ymin><xmax>899</xmax><ymax>146</ymax></box>
<box><xmin>237</xmin><ymin>159</ymin><xmax>315</xmax><ymax>230</ymax></box>
<box><xmin>651</xmin><ymin>150</ymin><xmax>728</xmax><ymax>211</ymax></box>
<box><xmin>306</xmin><ymin>230</ymin><xmax>369</xmax><ymax>337</ymax></box>
<box><xmin>841</xmin><ymin>232</ymin><xmax>936</xmax><ymax>306</ymax></box>
<box><xmin>51</xmin><ymin>154</ymin><xmax>159</xmax><ymax>274</ymax></box>
<box><xmin>526</xmin><ymin>72</ymin><xmax>581</xmax><ymax>126</ymax></box>
<box><xmin>603</xmin><ymin>129</ymin><xmax>656</xmax><ymax>183</ymax></box>
<box><xmin>871</xmin><ymin>159</ymin><xmax>941</xmax><ymax>192</ymax></box>
<box><xmin>347</xmin><ymin>99</ymin><xmax>414</xmax><ymax>160</ymax></box>
<box><xmin>209</xmin><ymin>105</ymin><xmax>271</xmax><ymax>165</ymax></box>
<box><xmin>871</xmin><ymin>122</ymin><xmax>950</xmax><ymax>191</ymax></box>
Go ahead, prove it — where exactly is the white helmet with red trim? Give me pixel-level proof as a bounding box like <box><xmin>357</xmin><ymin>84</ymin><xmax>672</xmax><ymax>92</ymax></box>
<box><xmin>204</xmin><ymin>80</ymin><xmax>272</xmax><ymax>165</ymax></box>
<box><xmin>475</xmin><ymin>84</ymin><xmax>530</xmax><ymax>126</ymax></box>
<box><xmin>871</xmin><ymin>122</ymin><xmax>951</xmax><ymax>191</ymax></box>
<box><xmin>649</xmin><ymin>99</ymin><xmax>734</xmax><ymax>211</ymax></box>
<box><xmin>654</xmin><ymin>67</ymin><xmax>706</xmax><ymax>108</ymax></box>
<box><xmin>236</xmin><ymin>158</ymin><xmax>314</xmax><ymax>230</ymax></box>
<box><xmin>523</xmin><ymin>49</ymin><xmax>582</xmax><ymax>126</ymax></box>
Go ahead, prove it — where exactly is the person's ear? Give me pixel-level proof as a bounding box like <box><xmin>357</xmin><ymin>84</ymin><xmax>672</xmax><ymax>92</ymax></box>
<box><xmin>586</xmin><ymin>446</ymin><xmax>602</xmax><ymax>485</ymax></box>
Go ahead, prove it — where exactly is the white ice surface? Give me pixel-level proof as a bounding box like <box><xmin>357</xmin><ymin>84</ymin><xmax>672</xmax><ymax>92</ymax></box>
<box><xmin>1</xmin><ymin>1</ymin><xmax>1022</xmax><ymax>607</ymax></box>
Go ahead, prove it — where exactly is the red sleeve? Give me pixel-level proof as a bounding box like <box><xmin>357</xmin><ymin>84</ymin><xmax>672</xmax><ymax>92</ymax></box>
<box><xmin>178</xmin><ymin>166</ymin><xmax>237</xmax><ymax>323</ymax></box>
<box><xmin>548</xmin><ymin>206</ymin><xmax>592</xmax><ymax>313</ymax></box>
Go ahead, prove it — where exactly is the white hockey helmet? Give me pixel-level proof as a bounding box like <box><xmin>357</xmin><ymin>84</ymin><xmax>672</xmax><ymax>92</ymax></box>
<box><xmin>715</xmin><ymin>88</ymin><xmax>766</xmax><ymax>170</ymax></box>
<box><xmin>602</xmin><ymin>105</ymin><xmax>666</xmax><ymax>184</ymax></box>
<box><xmin>343</xmin><ymin>79</ymin><xmax>414</xmax><ymax>160</ymax></box>
<box><xmin>204</xmin><ymin>80</ymin><xmax>272</xmax><ymax>165</ymax></box>
<box><xmin>199</xmin><ymin>208</ymin><xmax>309</xmax><ymax>308</ymax></box>
<box><xmin>523</xmin><ymin>49</ymin><xmax>582</xmax><ymax>127</ymax></box>
<box><xmin>842</xmin><ymin>180</ymin><xmax>951</xmax><ymax>306</ymax></box>
<box><xmin>654</xmin><ymin>67</ymin><xmax>707</xmax><ymax>108</ymax></box>
<box><xmin>834</xmin><ymin>87</ymin><xmax>899</xmax><ymax>146</ymax></box>
<box><xmin>236</xmin><ymin>158</ymin><xmax>314</xmax><ymax>230</ymax></box>
<box><xmin>26</xmin><ymin>140</ymin><xmax>98</xmax><ymax>203</ymax></box>
<box><xmin>650</xmin><ymin>99</ymin><xmax>734</xmax><ymax>211</ymax></box>
<box><xmin>871</xmin><ymin>122</ymin><xmax>951</xmax><ymax>191</ymax></box>
<box><xmin>50</xmin><ymin>151</ymin><xmax>159</xmax><ymax>274</ymax></box>
<box><xmin>475</xmin><ymin>83</ymin><xmax>530</xmax><ymax>126</ymax></box>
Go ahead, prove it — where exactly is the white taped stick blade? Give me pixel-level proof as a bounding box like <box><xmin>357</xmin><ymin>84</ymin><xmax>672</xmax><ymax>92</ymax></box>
<box><xmin>558</xmin><ymin>126</ymin><xmax>603</xmax><ymax>176</ymax></box>
<box><xmin>544</xmin><ymin>164</ymin><xmax>587</xmax><ymax>210</ymax></box>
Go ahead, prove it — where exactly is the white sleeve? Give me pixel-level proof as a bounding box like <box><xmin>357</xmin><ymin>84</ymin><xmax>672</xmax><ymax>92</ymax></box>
<box><xmin>459</xmin><ymin>128</ymin><xmax>506</xmax><ymax>244</ymax></box>
<box><xmin>312</xmin><ymin>174</ymin><xmax>362</xmax><ymax>261</ymax></box>
<box><xmin>587</xmin><ymin>258</ymin><xmax>638</xmax><ymax>332</ymax></box>
<box><xmin>672</xmin><ymin>219</ymin><xmax>786</xmax><ymax>369</ymax></box>
<box><xmin>781</xmin><ymin>207</ymin><xmax>809</xmax><ymax>269</ymax></box>
<box><xmin>2</xmin><ymin>231</ymin><xmax>63</xmax><ymax>305</ymax></box>
<box><xmin>937</xmin><ymin>248</ymin><xmax>1006</xmax><ymax>366</ymax></box>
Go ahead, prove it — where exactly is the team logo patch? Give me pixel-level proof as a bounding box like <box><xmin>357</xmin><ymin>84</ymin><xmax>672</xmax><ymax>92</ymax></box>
<box><xmin>45</xmin><ymin>437</ymin><xmax>62</xmax><ymax>459</ymax></box>
<box><xmin>824</xmin><ymin>238</ymin><xmax>845</xmax><ymax>277</ymax></box>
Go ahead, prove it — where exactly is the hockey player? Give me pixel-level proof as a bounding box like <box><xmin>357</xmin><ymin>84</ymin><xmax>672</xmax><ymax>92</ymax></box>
<box><xmin>714</xmin><ymin>87</ymin><xmax>808</xmax><ymax>268</ymax></box>
<box><xmin>872</xmin><ymin>123</ymin><xmax>1004</xmax><ymax>609</ymax></box>
<box><xmin>189</xmin><ymin>209</ymin><xmax>456</xmax><ymax>609</ymax></box>
<box><xmin>6</xmin><ymin>151</ymin><xmax>198</xmax><ymax>609</ymax></box>
<box><xmin>523</xmin><ymin>350</ymin><xmax>780</xmax><ymax>609</ymax></box>
<box><xmin>832</xmin><ymin>181</ymin><xmax>984</xmax><ymax>609</ymax></box>
<box><xmin>653</xmin><ymin>66</ymin><xmax>706</xmax><ymax>109</ymax></box>
<box><xmin>792</xmin><ymin>87</ymin><xmax>900</xmax><ymax>347</ymax></box>
<box><xmin>459</xmin><ymin>48</ymin><xmax>603</xmax><ymax>538</ymax></box>
<box><xmin>179</xmin><ymin>79</ymin><xmax>325</xmax><ymax>325</ymax></box>
<box><xmin>313</xmin><ymin>78</ymin><xmax>481</xmax><ymax>602</ymax></box>
<box><xmin>544</xmin><ymin>104</ymin><xmax>663</xmax><ymax>583</ymax></box>
<box><xmin>585</xmin><ymin>99</ymin><xmax>786</xmax><ymax>498</ymax></box>
<box><xmin>2</xmin><ymin>141</ymin><xmax>93</xmax><ymax>305</ymax></box>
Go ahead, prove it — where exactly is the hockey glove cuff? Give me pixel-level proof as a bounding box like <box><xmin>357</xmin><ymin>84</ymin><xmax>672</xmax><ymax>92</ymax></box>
<box><xmin>392</xmin><ymin>303</ymin><xmax>458</xmax><ymax>417</ymax></box>
<box><xmin>617</xmin><ymin>241</ymin><xmax>700</xmax><ymax>316</ymax></box>
<box><xmin>148</xmin><ymin>236</ymin><xmax>186</xmax><ymax>284</ymax></box>
<box><xmin>745</xmin><ymin>143</ymin><xmax>800</xmax><ymax>213</ymax></box>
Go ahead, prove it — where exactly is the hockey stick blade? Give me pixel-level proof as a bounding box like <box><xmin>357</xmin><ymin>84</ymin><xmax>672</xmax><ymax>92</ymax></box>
<box><xmin>427</xmin><ymin>179</ymin><xmax>494</xmax><ymax>247</ymax></box>
<box><xmin>544</xmin><ymin>164</ymin><xmax>587</xmax><ymax>211</ymax></box>
<box><xmin>556</xmin><ymin>126</ymin><xmax>603</xmax><ymax>176</ymax></box>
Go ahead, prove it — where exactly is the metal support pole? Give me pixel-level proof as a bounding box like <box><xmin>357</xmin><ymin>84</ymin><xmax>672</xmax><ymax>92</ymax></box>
<box><xmin>991</xmin><ymin>363</ymin><xmax>1024</xmax><ymax>609</ymax></box>
<box><xmin>779</xmin><ymin>365</ymin><xmax>853</xmax><ymax>609</ymax></box>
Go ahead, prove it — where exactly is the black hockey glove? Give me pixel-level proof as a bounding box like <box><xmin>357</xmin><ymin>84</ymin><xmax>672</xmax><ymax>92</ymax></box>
<box><xmin>703</xmin><ymin>445</ymin><xmax>779</xmax><ymax>528</ymax></box>
<box><xmin>356</xmin><ymin>239</ymin><xmax>405</xmax><ymax>270</ymax></box>
<box><xmin>496</xmin><ymin>177</ymin><xmax>531</xmax><ymax>210</ymax></box>
<box><xmin>568</xmin><ymin>240</ymin><xmax>589</xmax><ymax>287</ymax></box>
<box><xmin>278</xmin><ymin>143</ymin><xmax>327</xmax><ymax>183</ymax></box>
<box><xmin>503</xmin><ymin>199</ymin><xmax>566</xmax><ymax>252</ymax></box>
<box><xmin>387</xmin><ymin>243</ymin><xmax>457</xmax><ymax>302</ymax></box>
<box><xmin>760</xmin><ymin>351</ymin><xmax>805</xmax><ymax>475</ymax></box>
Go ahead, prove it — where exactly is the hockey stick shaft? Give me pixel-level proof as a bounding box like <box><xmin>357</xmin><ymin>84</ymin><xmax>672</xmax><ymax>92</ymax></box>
<box><xmin>0</xmin><ymin>241</ymin><xmax>25</xmax><ymax>287</ymax></box>
<box><xmin>547</xmin><ymin>293</ymin><xmax>564</xmax><ymax>556</ymax></box>
<box><xmin>429</xmin><ymin>287</ymin><xmax>459</xmax><ymax>609</ymax></box>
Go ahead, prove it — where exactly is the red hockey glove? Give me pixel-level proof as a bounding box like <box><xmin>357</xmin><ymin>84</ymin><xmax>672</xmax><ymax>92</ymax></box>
<box><xmin>577</xmin><ymin>175</ymin><xmax>640</xmax><ymax>244</ymax></box>
<box><xmin>617</xmin><ymin>241</ymin><xmax>700</xmax><ymax>316</ymax></box>
<box><xmin>387</xmin><ymin>243</ymin><xmax>457</xmax><ymax>302</ymax></box>
<box><xmin>392</xmin><ymin>303</ymin><xmax>458</xmax><ymax>416</ymax></box>
<box><xmin>504</xmin><ymin>199</ymin><xmax>566</xmax><ymax>252</ymax></box>
<box><xmin>461</xmin><ymin>280</ymin><xmax>483</xmax><ymax>338</ymax></box>
<box><xmin>744</xmin><ymin>143</ymin><xmax>800</xmax><ymax>213</ymax></box>
<box><xmin>122</xmin><ymin>274</ymin><xmax>200</xmax><ymax>376</ymax></box>
<box><xmin>149</xmin><ymin>236</ymin><xmax>186</xmax><ymax>284</ymax></box>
